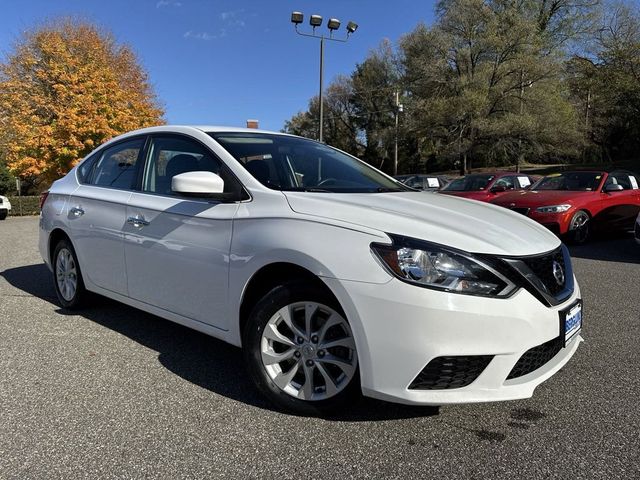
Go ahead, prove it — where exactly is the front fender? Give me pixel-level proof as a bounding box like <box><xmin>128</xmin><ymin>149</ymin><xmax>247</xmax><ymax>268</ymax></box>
<box><xmin>226</xmin><ymin>217</ymin><xmax>393</xmax><ymax>346</ymax></box>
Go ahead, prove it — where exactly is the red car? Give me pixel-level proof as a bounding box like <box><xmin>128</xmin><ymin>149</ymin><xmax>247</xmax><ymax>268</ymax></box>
<box><xmin>438</xmin><ymin>172</ymin><xmax>536</xmax><ymax>202</ymax></box>
<box><xmin>491</xmin><ymin>170</ymin><xmax>640</xmax><ymax>243</ymax></box>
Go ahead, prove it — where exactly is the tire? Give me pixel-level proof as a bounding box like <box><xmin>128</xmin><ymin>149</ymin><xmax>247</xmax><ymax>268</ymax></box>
<box><xmin>0</xmin><ymin>210</ymin><xmax>7</xmax><ymax>220</ymax></box>
<box><xmin>243</xmin><ymin>282</ymin><xmax>360</xmax><ymax>416</ymax></box>
<box><xmin>567</xmin><ymin>210</ymin><xmax>590</xmax><ymax>245</ymax></box>
<box><xmin>52</xmin><ymin>238</ymin><xmax>88</xmax><ymax>309</ymax></box>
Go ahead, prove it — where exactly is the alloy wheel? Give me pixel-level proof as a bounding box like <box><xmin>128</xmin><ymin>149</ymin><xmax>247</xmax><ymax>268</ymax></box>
<box><xmin>571</xmin><ymin>211</ymin><xmax>589</xmax><ymax>243</ymax></box>
<box><xmin>260</xmin><ymin>301</ymin><xmax>357</xmax><ymax>401</ymax></box>
<box><xmin>55</xmin><ymin>247</ymin><xmax>78</xmax><ymax>301</ymax></box>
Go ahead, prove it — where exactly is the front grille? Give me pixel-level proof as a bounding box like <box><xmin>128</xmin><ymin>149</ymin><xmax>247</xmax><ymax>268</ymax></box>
<box><xmin>510</xmin><ymin>207</ymin><xmax>530</xmax><ymax>216</ymax></box>
<box><xmin>501</xmin><ymin>245</ymin><xmax>574</xmax><ymax>307</ymax></box>
<box><xmin>507</xmin><ymin>336</ymin><xmax>563</xmax><ymax>380</ymax></box>
<box><xmin>520</xmin><ymin>247</ymin><xmax>566</xmax><ymax>296</ymax></box>
<box><xmin>408</xmin><ymin>355</ymin><xmax>493</xmax><ymax>390</ymax></box>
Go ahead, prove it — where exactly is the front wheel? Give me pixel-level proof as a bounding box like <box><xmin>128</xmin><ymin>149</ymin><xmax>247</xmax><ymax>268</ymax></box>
<box><xmin>567</xmin><ymin>210</ymin><xmax>590</xmax><ymax>245</ymax></box>
<box><xmin>243</xmin><ymin>283</ymin><xmax>360</xmax><ymax>415</ymax></box>
<box><xmin>52</xmin><ymin>239</ymin><xmax>88</xmax><ymax>309</ymax></box>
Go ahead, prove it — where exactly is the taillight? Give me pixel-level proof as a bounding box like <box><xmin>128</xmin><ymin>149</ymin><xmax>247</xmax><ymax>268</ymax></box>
<box><xmin>39</xmin><ymin>191</ymin><xmax>49</xmax><ymax>210</ymax></box>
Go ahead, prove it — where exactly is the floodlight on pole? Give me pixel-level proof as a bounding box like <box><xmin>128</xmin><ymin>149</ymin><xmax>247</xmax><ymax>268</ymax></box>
<box><xmin>309</xmin><ymin>15</ymin><xmax>323</xmax><ymax>27</ymax></box>
<box><xmin>290</xmin><ymin>11</ymin><xmax>304</xmax><ymax>25</ymax></box>
<box><xmin>327</xmin><ymin>18</ymin><xmax>341</xmax><ymax>31</ymax></box>
<box><xmin>290</xmin><ymin>12</ymin><xmax>358</xmax><ymax>143</ymax></box>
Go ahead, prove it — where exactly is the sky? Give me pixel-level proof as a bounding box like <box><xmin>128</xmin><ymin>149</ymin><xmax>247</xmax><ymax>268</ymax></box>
<box><xmin>0</xmin><ymin>0</ymin><xmax>437</xmax><ymax>131</ymax></box>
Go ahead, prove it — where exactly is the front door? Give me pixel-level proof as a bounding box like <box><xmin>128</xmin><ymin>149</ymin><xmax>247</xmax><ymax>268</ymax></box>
<box><xmin>598</xmin><ymin>172</ymin><xmax>640</xmax><ymax>230</ymax></box>
<box><xmin>123</xmin><ymin>134</ymin><xmax>239</xmax><ymax>330</ymax></box>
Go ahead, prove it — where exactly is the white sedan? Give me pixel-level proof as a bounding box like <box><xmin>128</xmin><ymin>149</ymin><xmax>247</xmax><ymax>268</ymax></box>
<box><xmin>0</xmin><ymin>194</ymin><xmax>11</xmax><ymax>220</ymax></box>
<box><xmin>39</xmin><ymin>126</ymin><xmax>583</xmax><ymax>415</ymax></box>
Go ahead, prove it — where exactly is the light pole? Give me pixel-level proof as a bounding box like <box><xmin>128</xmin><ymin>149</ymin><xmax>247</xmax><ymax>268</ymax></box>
<box><xmin>291</xmin><ymin>12</ymin><xmax>358</xmax><ymax>143</ymax></box>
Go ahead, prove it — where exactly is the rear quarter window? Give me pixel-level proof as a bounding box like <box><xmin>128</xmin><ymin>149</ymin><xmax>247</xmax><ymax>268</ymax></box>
<box><xmin>77</xmin><ymin>154</ymin><xmax>98</xmax><ymax>184</ymax></box>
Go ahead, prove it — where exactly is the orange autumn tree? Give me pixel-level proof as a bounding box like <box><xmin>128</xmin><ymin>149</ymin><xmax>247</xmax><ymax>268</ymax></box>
<box><xmin>0</xmin><ymin>20</ymin><xmax>164</xmax><ymax>186</ymax></box>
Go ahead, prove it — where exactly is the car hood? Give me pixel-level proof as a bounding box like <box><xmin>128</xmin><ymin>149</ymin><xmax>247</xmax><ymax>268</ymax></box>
<box><xmin>491</xmin><ymin>190</ymin><xmax>595</xmax><ymax>207</ymax></box>
<box><xmin>283</xmin><ymin>191</ymin><xmax>560</xmax><ymax>256</ymax></box>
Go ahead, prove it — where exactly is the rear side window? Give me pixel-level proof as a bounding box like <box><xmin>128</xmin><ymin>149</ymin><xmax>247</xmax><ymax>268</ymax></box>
<box><xmin>517</xmin><ymin>176</ymin><xmax>532</xmax><ymax>188</ymax></box>
<box><xmin>606</xmin><ymin>173</ymin><xmax>638</xmax><ymax>190</ymax></box>
<box><xmin>77</xmin><ymin>154</ymin><xmax>98</xmax><ymax>184</ymax></box>
<box><xmin>89</xmin><ymin>139</ymin><xmax>145</xmax><ymax>190</ymax></box>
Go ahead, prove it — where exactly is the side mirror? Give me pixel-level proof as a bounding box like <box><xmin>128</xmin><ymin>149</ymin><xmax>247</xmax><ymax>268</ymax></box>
<box><xmin>172</xmin><ymin>171</ymin><xmax>224</xmax><ymax>197</ymax></box>
<box><xmin>490</xmin><ymin>185</ymin><xmax>507</xmax><ymax>193</ymax></box>
<box><xmin>603</xmin><ymin>183</ymin><xmax>624</xmax><ymax>192</ymax></box>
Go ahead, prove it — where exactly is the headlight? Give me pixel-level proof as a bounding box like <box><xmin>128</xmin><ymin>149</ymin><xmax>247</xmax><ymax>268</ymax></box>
<box><xmin>371</xmin><ymin>236</ymin><xmax>517</xmax><ymax>297</ymax></box>
<box><xmin>536</xmin><ymin>204</ymin><xmax>571</xmax><ymax>213</ymax></box>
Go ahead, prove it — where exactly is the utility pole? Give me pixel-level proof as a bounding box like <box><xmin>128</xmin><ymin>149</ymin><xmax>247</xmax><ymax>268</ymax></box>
<box><xmin>394</xmin><ymin>90</ymin><xmax>399</xmax><ymax>176</ymax></box>
<box><xmin>318</xmin><ymin>36</ymin><xmax>324</xmax><ymax>143</ymax></box>
<box><xmin>517</xmin><ymin>69</ymin><xmax>525</xmax><ymax>173</ymax></box>
<box><xmin>585</xmin><ymin>87</ymin><xmax>591</xmax><ymax>130</ymax></box>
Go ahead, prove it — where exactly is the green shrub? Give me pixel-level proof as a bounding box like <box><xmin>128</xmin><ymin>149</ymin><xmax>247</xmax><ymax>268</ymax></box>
<box><xmin>5</xmin><ymin>196</ymin><xmax>41</xmax><ymax>216</ymax></box>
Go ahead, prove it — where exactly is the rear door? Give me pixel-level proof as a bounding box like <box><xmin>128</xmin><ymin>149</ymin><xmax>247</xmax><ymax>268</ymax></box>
<box><xmin>123</xmin><ymin>134</ymin><xmax>241</xmax><ymax>330</ymax></box>
<box><xmin>67</xmin><ymin>137</ymin><xmax>146</xmax><ymax>295</ymax></box>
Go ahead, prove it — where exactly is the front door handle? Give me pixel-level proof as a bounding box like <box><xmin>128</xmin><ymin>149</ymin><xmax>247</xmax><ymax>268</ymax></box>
<box><xmin>70</xmin><ymin>206</ymin><xmax>84</xmax><ymax>217</ymax></box>
<box><xmin>127</xmin><ymin>215</ymin><xmax>150</xmax><ymax>228</ymax></box>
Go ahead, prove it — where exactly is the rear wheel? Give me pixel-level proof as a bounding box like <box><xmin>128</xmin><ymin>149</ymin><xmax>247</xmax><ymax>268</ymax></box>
<box><xmin>567</xmin><ymin>210</ymin><xmax>590</xmax><ymax>244</ymax></box>
<box><xmin>52</xmin><ymin>239</ymin><xmax>88</xmax><ymax>309</ymax></box>
<box><xmin>243</xmin><ymin>282</ymin><xmax>360</xmax><ymax>416</ymax></box>
<box><xmin>0</xmin><ymin>210</ymin><xmax>7</xmax><ymax>220</ymax></box>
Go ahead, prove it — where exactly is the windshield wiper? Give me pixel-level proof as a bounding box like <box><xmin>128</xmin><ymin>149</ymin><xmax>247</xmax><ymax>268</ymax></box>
<box><xmin>281</xmin><ymin>187</ymin><xmax>333</xmax><ymax>193</ymax></box>
<box><xmin>375</xmin><ymin>187</ymin><xmax>405</xmax><ymax>193</ymax></box>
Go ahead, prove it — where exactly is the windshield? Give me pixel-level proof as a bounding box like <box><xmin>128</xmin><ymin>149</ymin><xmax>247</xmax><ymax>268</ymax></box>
<box><xmin>532</xmin><ymin>172</ymin><xmax>603</xmax><ymax>191</ymax></box>
<box><xmin>210</xmin><ymin>132</ymin><xmax>407</xmax><ymax>193</ymax></box>
<box><xmin>442</xmin><ymin>174</ymin><xmax>494</xmax><ymax>192</ymax></box>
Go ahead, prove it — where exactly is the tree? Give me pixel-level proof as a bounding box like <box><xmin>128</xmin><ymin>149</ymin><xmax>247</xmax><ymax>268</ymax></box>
<box><xmin>0</xmin><ymin>19</ymin><xmax>164</xmax><ymax>187</ymax></box>
<box><xmin>351</xmin><ymin>41</ymin><xmax>403</xmax><ymax>170</ymax></box>
<box><xmin>401</xmin><ymin>0</ymin><xmax>583</xmax><ymax>173</ymax></box>
<box><xmin>283</xmin><ymin>75</ymin><xmax>361</xmax><ymax>155</ymax></box>
<box><xmin>568</xmin><ymin>3</ymin><xmax>640</xmax><ymax>164</ymax></box>
<box><xmin>0</xmin><ymin>161</ymin><xmax>15</xmax><ymax>195</ymax></box>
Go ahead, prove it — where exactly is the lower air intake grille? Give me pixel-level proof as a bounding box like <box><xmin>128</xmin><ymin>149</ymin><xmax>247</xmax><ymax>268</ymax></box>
<box><xmin>507</xmin><ymin>337</ymin><xmax>563</xmax><ymax>380</ymax></box>
<box><xmin>635</xmin><ymin>222</ymin><xmax>640</xmax><ymax>240</ymax></box>
<box><xmin>408</xmin><ymin>355</ymin><xmax>493</xmax><ymax>390</ymax></box>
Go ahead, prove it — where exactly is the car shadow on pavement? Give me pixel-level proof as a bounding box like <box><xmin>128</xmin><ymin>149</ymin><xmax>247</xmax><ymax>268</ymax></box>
<box><xmin>568</xmin><ymin>232</ymin><xmax>640</xmax><ymax>265</ymax></box>
<box><xmin>1</xmin><ymin>263</ymin><xmax>438</xmax><ymax>421</ymax></box>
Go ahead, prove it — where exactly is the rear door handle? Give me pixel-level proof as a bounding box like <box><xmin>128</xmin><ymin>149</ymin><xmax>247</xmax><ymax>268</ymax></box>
<box><xmin>127</xmin><ymin>215</ymin><xmax>150</xmax><ymax>228</ymax></box>
<box><xmin>70</xmin><ymin>206</ymin><xmax>84</xmax><ymax>217</ymax></box>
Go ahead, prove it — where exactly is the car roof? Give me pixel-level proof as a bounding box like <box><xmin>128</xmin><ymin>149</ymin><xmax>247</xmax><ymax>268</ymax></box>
<box><xmin>192</xmin><ymin>125</ymin><xmax>295</xmax><ymax>136</ymax></box>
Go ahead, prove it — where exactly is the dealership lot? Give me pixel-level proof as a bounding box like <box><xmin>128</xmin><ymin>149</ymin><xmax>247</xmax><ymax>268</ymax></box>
<box><xmin>1</xmin><ymin>216</ymin><xmax>639</xmax><ymax>479</ymax></box>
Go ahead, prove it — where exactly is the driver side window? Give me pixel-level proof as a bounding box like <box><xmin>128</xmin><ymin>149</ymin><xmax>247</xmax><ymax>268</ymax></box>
<box><xmin>494</xmin><ymin>176</ymin><xmax>516</xmax><ymax>190</ymax></box>
<box><xmin>142</xmin><ymin>135</ymin><xmax>242</xmax><ymax>198</ymax></box>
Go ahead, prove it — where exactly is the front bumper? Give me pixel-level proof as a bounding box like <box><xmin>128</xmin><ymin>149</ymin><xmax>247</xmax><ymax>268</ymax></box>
<box><xmin>501</xmin><ymin>208</ymin><xmax>573</xmax><ymax>235</ymax></box>
<box><xmin>324</xmin><ymin>276</ymin><xmax>582</xmax><ymax>405</ymax></box>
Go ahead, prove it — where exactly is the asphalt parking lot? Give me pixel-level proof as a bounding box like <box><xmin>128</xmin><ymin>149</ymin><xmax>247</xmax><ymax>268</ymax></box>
<box><xmin>1</xmin><ymin>216</ymin><xmax>639</xmax><ymax>479</ymax></box>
